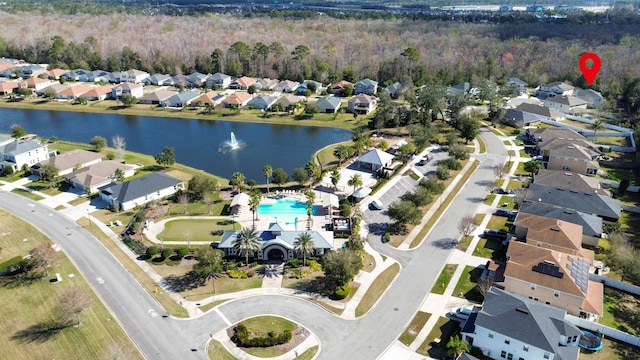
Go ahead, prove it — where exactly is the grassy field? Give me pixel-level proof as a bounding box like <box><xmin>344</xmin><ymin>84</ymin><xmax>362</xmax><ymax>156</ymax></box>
<box><xmin>208</xmin><ymin>339</ymin><xmax>237</xmax><ymax>360</ymax></box>
<box><xmin>11</xmin><ymin>187</ymin><xmax>45</xmax><ymax>200</ymax></box>
<box><xmin>294</xmin><ymin>345</ymin><xmax>319</xmax><ymax>360</ymax></box>
<box><xmin>0</xmin><ymin>210</ymin><xmax>143</xmax><ymax>360</ymax></box>
<box><xmin>416</xmin><ymin>316</ymin><xmax>460</xmax><ymax>358</ymax></box>
<box><xmin>159</xmin><ymin>218</ymin><xmax>236</xmax><ymax>242</ymax></box>
<box><xmin>398</xmin><ymin>311</ymin><xmax>431</xmax><ymax>346</ymax></box>
<box><xmin>452</xmin><ymin>265</ymin><xmax>484</xmax><ymax>303</ymax></box>
<box><xmin>355</xmin><ymin>263</ymin><xmax>400</xmax><ymax>317</ymax></box>
<box><xmin>431</xmin><ymin>264</ymin><xmax>458</xmax><ymax>295</ymax></box>
<box><xmin>486</xmin><ymin>215</ymin><xmax>509</xmax><ymax>231</ymax></box>
<box><xmin>600</xmin><ymin>287</ymin><xmax>640</xmax><ymax>336</ymax></box>
<box><xmin>237</xmin><ymin>316</ymin><xmax>298</xmax><ymax>357</ymax></box>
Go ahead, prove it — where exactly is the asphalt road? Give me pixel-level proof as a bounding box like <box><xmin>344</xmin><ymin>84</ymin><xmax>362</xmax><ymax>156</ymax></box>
<box><xmin>0</xmin><ymin>127</ymin><xmax>505</xmax><ymax>360</ymax></box>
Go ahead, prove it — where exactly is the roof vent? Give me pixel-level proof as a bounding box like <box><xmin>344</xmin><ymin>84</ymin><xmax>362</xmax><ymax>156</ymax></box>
<box><xmin>564</xmin><ymin>172</ymin><xmax>572</xmax><ymax>176</ymax></box>
<box><xmin>550</xmin><ymin>227</ymin><xmax>560</xmax><ymax>232</ymax></box>
<box><xmin>516</xmin><ymin>307</ymin><xmax>529</xmax><ymax>314</ymax></box>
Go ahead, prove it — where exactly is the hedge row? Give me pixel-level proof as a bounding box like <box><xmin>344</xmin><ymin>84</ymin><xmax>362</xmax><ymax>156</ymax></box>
<box><xmin>232</xmin><ymin>323</ymin><xmax>292</xmax><ymax>348</ymax></box>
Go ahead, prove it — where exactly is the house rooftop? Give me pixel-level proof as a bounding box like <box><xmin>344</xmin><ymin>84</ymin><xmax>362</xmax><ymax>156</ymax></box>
<box><xmin>545</xmin><ymin>95</ymin><xmax>588</xmax><ymax>107</ymax></box>
<box><xmin>514</xmin><ymin>213</ymin><xmax>583</xmax><ymax>252</ymax></box>
<box><xmin>515</xmin><ymin>103</ymin><xmax>564</xmax><ymax>119</ymax></box>
<box><xmin>526</xmin><ymin>128</ymin><xmax>587</xmax><ymax>143</ymax></box>
<box><xmin>519</xmin><ymin>202</ymin><xmax>602</xmax><ymax>238</ymax></box>
<box><xmin>356</xmin><ymin>149</ymin><xmax>394</xmax><ymax>167</ymax></box>
<box><xmin>525</xmin><ymin>183</ymin><xmax>620</xmax><ymax>221</ymax></box>
<box><xmin>66</xmin><ymin>160</ymin><xmax>135</xmax><ymax>188</ymax></box>
<box><xmin>32</xmin><ymin>149</ymin><xmax>102</xmax><ymax>172</ymax></box>
<box><xmin>98</xmin><ymin>172</ymin><xmax>183</xmax><ymax>204</ymax></box>
<box><xmin>218</xmin><ymin>226</ymin><xmax>333</xmax><ymax>250</ymax></box>
<box><xmin>534</xmin><ymin>169</ymin><xmax>609</xmax><ymax>196</ymax></box>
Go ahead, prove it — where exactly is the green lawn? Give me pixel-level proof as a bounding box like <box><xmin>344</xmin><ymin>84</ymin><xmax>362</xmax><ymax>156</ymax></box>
<box><xmin>472</xmin><ymin>237</ymin><xmax>508</xmax><ymax>260</ymax></box>
<box><xmin>294</xmin><ymin>345</ymin><xmax>319</xmax><ymax>360</ymax></box>
<box><xmin>456</xmin><ymin>235</ymin><xmax>473</xmax><ymax>252</ymax></box>
<box><xmin>208</xmin><ymin>339</ymin><xmax>238</xmax><ymax>360</ymax></box>
<box><xmin>497</xmin><ymin>195</ymin><xmax>515</xmax><ymax>209</ymax></box>
<box><xmin>11</xmin><ymin>187</ymin><xmax>45</xmax><ymax>200</ymax></box>
<box><xmin>0</xmin><ymin>211</ymin><xmax>143</xmax><ymax>360</ymax></box>
<box><xmin>486</xmin><ymin>215</ymin><xmax>509</xmax><ymax>231</ymax></box>
<box><xmin>472</xmin><ymin>213</ymin><xmax>486</xmax><ymax>226</ymax></box>
<box><xmin>483</xmin><ymin>194</ymin><xmax>496</xmax><ymax>205</ymax></box>
<box><xmin>518</xmin><ymin>149</ymin><xmax>530</xmax><ymax>158</ymax></box>
<box><xmin>355</xmin><ymin>263</ymin><xmax>400</xmax><ymax>317</ymax></box>
<box><xmin>159</xmin><ymin>218</ymin><xmax>236</xmax><ymax>242</ymax></box>
<box><xmin>599</xmin><ymin>166</ymin><xmax>637</xmax><ymax>185</ymax></box>
<box><xmin>505</xmin><ymin>179</ymin><xmax>523</xmax><ymax>190</ymax></box>
<box><xmin>452</xmin><ymin>265</ymin><xmax>484</xmax><ymax>303</ymax></box>
<box><xmin>515</xmin><ymin>161</ymin><xmax>529</xmax><ymax>176</ymax></box>
<box><xmin>416</xmin><ymin>316</ymin><xmax>460</xmax><ymax>358</ymax></box>
<box><xmin>600</xmin><ymin>287</ymin><xmax>640</xmax><ymax>335</ymax></box>
<box><xmin>477</xmin><ymin>135</ymin><xmax>486</xmax><ymax>154</ymax></box>
<box><xmin>237</xmin><ymin>316</ymin><xmax>298</xmax><ymax>358</ymax></box>
<box><xmin>398</xmin><ymin>311</ymin><xmax>431</xmax><ymax>346</ymax></box>
<box><xmin>431</xmin><ymin>264</ymin><xmax>458</xmax><ymax>295</ymax></box>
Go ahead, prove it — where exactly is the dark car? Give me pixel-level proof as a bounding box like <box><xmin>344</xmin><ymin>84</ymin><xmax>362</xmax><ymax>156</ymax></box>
<box><xmin>495</xmin><ymin>209</ymin><xmax>517</xmax><ymax>218</ymax></box>
<box><xmin>482</xmin><ymin>229</ymin><xmax>508</xmax><ymax>240</ymax></box>
<box><xmin>494</xmin><ymin>188</ymin><xmax>512</xmax><ymax>195</ymax></box>
<box><xmin>416</xmin><ymin>156</ymin><xmax>431</xmax><ymax>166</ymax></box>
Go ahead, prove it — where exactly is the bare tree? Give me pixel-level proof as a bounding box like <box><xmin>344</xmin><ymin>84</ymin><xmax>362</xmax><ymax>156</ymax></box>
<box><xmin>493</xmin><ymin>163</ymin><xmax>506</xmax><ymax>180</ymax></box>
<box><xmin>29</xmin><ymin>242</ymin><xmax>58</xmax><ymax>277</ymax></box>
<box><xmin>57</xmin><ymin>285</ymin><xmax>92</xmax><ymax>327</ymax></box>
<box><xmin>184</xmin><ymin>229</ymin><xmax>193</xmax><ymax>251</ymax></box>
<box><xmin>457</xmin><ymin>215</ymin><xmax>477</xmax><ymax>237</ymax></box>
<box><xmin>203</xmin><ymin>193</ymin><xmax>214</xmax><ymax>215</ymax></box>
<box><xmin>177</xmin><ymin>193</ymin><xmax>191</xmax><ymax>215</ymax></box>
<box><xmin>111</xmin><ymin>135</ymin><xmax>126</xmax><ymax>160</ymax></box>
<box><xmin>512</xmin><ymin>188</ymin><xmax>529</xmax><ymax>209</ymax></box>
<box><xmin>477</xmin><ymin>278</ymin><xmax>494</xmax><ymax>297</ymax></box>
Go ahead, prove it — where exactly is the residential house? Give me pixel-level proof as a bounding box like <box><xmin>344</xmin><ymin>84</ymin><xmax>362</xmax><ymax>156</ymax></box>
<box><xmin>187</xmin><ymin>72</ymin><xmax>210</xmax><ymax>88</ymax></box>
<box><xmin>544</xmin><ymin>95</ymin><xmax>588</xmax><ymax>113</ymax></box>
<box><xmin>162</xmin><ymin>90</ymin><xmax>201</xmax><ymax>108</ymax></box>
<box><xmin>500</xmin><ymin>241</ymin><xmax>603</xmax><ymax>321</ymax></box>
<box><xmin>382</xmin><ymin>82</ymin><xmax>406</xmax><ymax>99</ymax></box>
<box><xmin>524</xmin><ymin>128</ymin><xmax>587</xmax><ymax>147</ymax></box>
<box><xmin>273</xmin><ymin>80</ymin><xmax>300</xmax><ymax>93</ymax></box>
<box><xmin>347</xmin><ymin>94</ymin><xmax>378</xmax><ymax>114</ymax></box>
<box><xmin>229</xmin><ymin>76</ymin><xmax>256</xmax><ymax>90</ymax></box>
<box><xmin>354</xmin><ymin>78</ymin><xmax>378</xmax><ymax>95</ymax></box>
<box><xmin>66</xmin><ymin>160</ymin><xmax>136</xmax><ymax>193</ymax></box>
<box><xmin>138</xmin><ymin>89</ymin><xmax>176</xmax><ymax>105</ymax></box>
<box><xmin>504</xmin><ymin>103</ymin><xmax>564</xmax><ymax>127</ymax></box>
<box><xmin>207</xmin><ymin>73</ymin><xmax>232</xmax><ymax>89</ymax></box>
<box><xmin>107</xmin><ymin>71</ymin><xmax>125</xmax><ymax>84</ymax></box>
<box><xmin>45</xmin><ymin>68</ymin><xmax>68</xmax><ymax>80</ymax></box>
<box><xmin>448</xmin><ymin>82</ymin><xmax>471</xmax><ymax>96</ymax></box>
<box><xmin>533</xmin><ymin>169</ymin><xmax>609</xmax><ymax>196</ymax></box>
<box><xmin>536</xmin><ymin>81</ymin><xmax>575</xmax><ymax>99</ymax></box>
<box><xmin>193</xmin><ymin>91</ymin><xmax>226</xmax><ymax>107</ymax></box>
<box><xmin>223</xmin><ymin>92</ymin><xmax>252</xmax><ymax>108</ymax></box>
<box><xmin>81</xmin><ymin>70</ymin><xmax>110</xmax><ymax>83</ymax></box>
<box><xmin>0</xmin><ymin>136</ymin><xmax>50</xmax><ymax>172</ymax></box>
<box><xmin>519</xmin><ymin>202</ymin><xmax>603</xmax><ymax>247</ymax></box>
<box><xmin>218</xmin><ymin>222</ymin><xmax>334</xmax><ymax>261</ymax></box>
<box><xmin>315</xmin><ymin>96</ymin><xmax>342</xmax><ymax>113</ymax></box>
<box><xmin>461</xmin><ymin>287</ymin><xmax>582</xmax><ymax>360</ymax></box>
<box><xmin>525</xmin><ymin>183</ymin><xmax>621</xmax><ymax>222</ymax></box>
<box><xmin>16</xmin><ymin>64</ymin><xmax>47</xmax><ymax>78</ymax></box>
<box><xmin>229</xmin><ymin>193</ymin><xmax>250</xmax><ymax>215</ymax></box>
<box><xmin>255</xmin><ymin>78</ymin><xmax>279</xmax><ymax>91</ymax></box>
<box><xmin>575</xmin><ymin>89</ymin><xmax>603</xmax><ymax>109</ymax></box>
<box><xmin>122</xmin><ymin>69</ymin><xmax>150</xmax><ymax>83</ymax></box>
<box><xmin>31</xmin><ymin>149</ymin><xmax>103</xmax><ymax>176</ymax></box>
<box><xmin>112</xmin><ymin>82</ymin><xmax>144</xmax><ymax>99</ymax></box>
<box><xmin>56</xmin><ymin>84</ymin><xmax>94</xmax><ymax>100</ymax></box>
<box><xmin>142</xmin><ymin>73</ymin><xmax>171</xmax><ymax>86</ymax></box>
<box><xmin>541</xmin><ymin>139</ymin><xmax>601</xmax><ymax>175</ymax></box>
<box><xmin>506</xmin><ymin>77</ymin><xmax>528</xmax><ymax>92</ymax></box>
<box><xmin>355</xmin><ymin>149</ymin><xmax>395</xmax><ymax>171</ymax></box>
<box><xmin>0</xmin><ymin>81</ymin><xmax>19</xmax><ymax>95</ymax></box>
<box><xmin>62</xmin><ymin>69</ymin><xmax>90</xmax><ymax>81</ymax></box>
<box><xmin>170</xmin><ymin>74</ymin><xmax>189</xmax><ymax>89</ymax></box>
<box><xmin>19</xmin><ymin>76</ymin><xmax>52</xmax><ymax>92</ymax></box>
<box><xmin>512</xmin><ymin>213</ymin><xmax>584</xmax><ymax>255</ymax></box>
<box><xmin>36</xmin><ymin>83</ymin><xmax>67</xmax><ymax>97</ymax></box>
<box><xmin>331</xmin><ymin>80</ymin><xmax>354</xmax><ymax>96</ymax></box>
<box><xmin>276</xmin><ymin>94</ymin><xmax>304</xmax><ymax>111</ymax></box>
<box><xmin>98</xmin><ymin>172</ymin><xmax>184</xmax><ymax>211</ymax></box>
<box><xmin>247</xmin><ymin>94</ymin><xmax>278</xmax><ymax>110</ymax></box>
<box><xmin>83</xmin><ymin>85</ymin><xmax>114</xmax><ymax>101</ymax></box>
<box><xmin>295</xmin><ymin>80</ymin><xmax>323</xmax><ymax>95</ymax></box>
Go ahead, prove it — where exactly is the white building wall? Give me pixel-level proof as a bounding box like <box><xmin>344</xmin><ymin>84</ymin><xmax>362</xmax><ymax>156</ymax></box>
<box><xmin>466</xmin><ymin>325</ymin><xmax>554</xmax><ymax>360</ymax></box>
<box><xmin>120</xmin><ymin>185</ymin><xmax>181</xmax><ymax>211</ymax></box>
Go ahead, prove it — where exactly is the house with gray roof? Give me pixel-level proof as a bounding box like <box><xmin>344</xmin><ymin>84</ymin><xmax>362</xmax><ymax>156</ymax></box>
<box><xmin>296</xmin><ymin>80</ymin><xmax>324</xmax><ymax>95</ymax></box>
<box><xmin>503</xmin><ymin>107</ymin><xmax>543</xmax><ymax>128</ymax></box>
<box><xmin>187</xmin><ymin>72</ymin><xmax>209</xmax><ymax>88</ymax></box>
<box><xmin>98</xmin><ymin>172</ymin><xmax>184</xmax><ymax>211</ymax></box>
<box><xmin>544</xmin><ymin>95</ymin><xmax>588</xmax><ymax>114</ymax></box>
<box><xmin>218</xmin><ymin>222</ymin><xmax>334</xmax><ymax>261</ymax></box>
<box><xmin>255</xmin><ymin>78</ymin><xmax>279</xmax><ymax>91</ymax></box>
<box><xmin>315</xmin><ymin>96</ymin><xmax>341</xmax><ymax>113</ymax></box>
<box><xmin>207</xmin><ymin>73</ymin><xmax>232</xmax><ymax>89</ymax></box>
<box><xmin>533</xmin><ymin>169</ymin><xmax>609</xmax><ymax>196</ymax></box>
<box><xmin>354</xmin><ymin>78</ymin><xmax>378</xmax><ymax>95</ymax></box>
<box><xmin>518</xmin><ymin>202</ymin><xmax>602</xmax><ymax>247</ymax></box>
<box><xmin>0</xmin><ymin>137</ymin><xmax>50</xmax><ymax>173</ymax></box>
<box><xmin>504</xmin><ymin>103</ymin><xmax>564</xmax><ymax>128</ymax></box>
<box><xmin>524</xmin><ymin>183</ymin><xmax>621</xmax><ymax>222</ymax></box>
<box><xmin>355</xmin><ymin>149</ymin><xmax>395</xmax><ymax>171</ymax></box>
<box><xmin>536</xmin><ymin>81</ymin><xmax>575</xmax><ymax>99</ymax></box>
<box><xmin>112</xmin><ymin>82</ymin><xmax>143</xmax><ymax>99</ymax></box>
<box><xmin>507</xmin><ymin>77</ymin><xmax>528</xmax><ymax>92</ymax></box>
<box><xmin>138</xmin><ymin>89</ymin><xmax>176</xmax><ymax>105</ymax></box>
<box><xmin>461</xmin><ymin>287</ymin><xmax>582</xmax><ymax>360</ymax></box>
<box><xmin>247</xmin><ymin>94</ymin><xmax>278</xmax><ymax>110</ymax></box>
<box><xmin>382</xmin><ymin>82</ymin><xmax>406</xmax><ymax>99</ymax></box>
<box><xmin>161</xmin><ymin>90</ymin><xmax>201</xmax><ymax>108</ymax></box>
<box><xmin>142</xmin><ymin>74</ymin><xmax>171</xmax><ymax>86</ymax></box>
<box><xmin>273</xmin><ymin>80</ymin><xmax>300</xmax><ymax>93</ymax></box>
<box><xmin>347</xmin><ymin>94</ymin><xmax>377</xmax><ymax>115</ymax></box>
<box><xmin>575</xmin><ymin>89</ymin><xmax>603</xmax><ymax>109</ymax></box>
<box><xmin>276</xmin><ymin>94</ymin><xmax>304</xmax><ymax>111</ymax></box>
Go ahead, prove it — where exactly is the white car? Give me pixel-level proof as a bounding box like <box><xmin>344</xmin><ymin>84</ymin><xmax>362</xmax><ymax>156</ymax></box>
<box><xmin>370</xmin><ymin>200</ymin><xmax>384</xmax><ymax>210</ymax></box>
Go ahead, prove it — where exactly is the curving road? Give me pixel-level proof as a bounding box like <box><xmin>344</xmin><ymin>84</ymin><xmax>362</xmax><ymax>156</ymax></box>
<box><xmin>0</xmin><ymin>127</ymin><xmax>505</xmax><ymax>360</ymax></box>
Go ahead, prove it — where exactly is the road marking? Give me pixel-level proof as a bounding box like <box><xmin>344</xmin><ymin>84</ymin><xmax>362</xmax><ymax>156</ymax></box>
<box><xmin>96</xmin><ymin>276</ymin><xmax>105</xmax><ymax>284</ymax></box>
<box><xmin>148</xmin><ymin>309</ymin><xmax>158</xmax><ymax>318</ymax></box>
<box><xmin>27</xmin><ymin>203</ymin><xmax>35</xmax><ymax>207</ymax></box>
<box><xmin>214</xmin><ymin>307</ymin><xmax>232</xmax><ymax>326</ymax></box>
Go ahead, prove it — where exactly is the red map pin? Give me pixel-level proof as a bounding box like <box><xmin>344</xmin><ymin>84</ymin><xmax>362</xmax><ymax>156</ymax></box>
<box><xmin>579</xmin><ymin>53</ymin><xmax>601</xmax><ymax>85</ymax></box>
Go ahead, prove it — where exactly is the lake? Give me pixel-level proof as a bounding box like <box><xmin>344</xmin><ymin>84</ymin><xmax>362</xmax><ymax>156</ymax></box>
<box><xmin>0</xmin><ymin>107</ymin><xmax>352</xmax><ymax>181</ymax></box>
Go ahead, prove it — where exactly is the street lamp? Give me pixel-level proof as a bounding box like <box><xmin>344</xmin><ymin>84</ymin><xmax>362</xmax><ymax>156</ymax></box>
<box><xmin>87</xmin><ymin>208</ymin><xmax>91</xmax><ymax>228</ymax></box>
<box><xmin>231</xmin><ymin>213</ymin><xmax>237</xmax><ymax>230</ymax></box>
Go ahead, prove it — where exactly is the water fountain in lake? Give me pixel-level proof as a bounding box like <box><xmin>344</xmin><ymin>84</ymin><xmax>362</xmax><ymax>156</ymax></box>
<box><xmin>218</xmin><ymin>131</ymin><xmax>246</xmax><ymax>153</ymax></box>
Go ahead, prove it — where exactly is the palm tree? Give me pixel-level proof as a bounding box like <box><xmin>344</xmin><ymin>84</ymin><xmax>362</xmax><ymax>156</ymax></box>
<box><xmin>333</xmin><ymin>145</ymin><xmax>350</xmax><ymax>168</ymax></box>
<box><xmin>248</xmin><ymin>191</ymin><xmax>261</xmax><ymax>229</ymax></box>
<box><xmin>232</xmin><ymin>227</ymin><xmax>262</xmax><ymax>266</ymax></box>
<box><xmin>446</xmin><ymin>335</ymin><xmax>469</xmax><ymax>358</ymax></box>
<box><xmin>294</xmin><ymin>232</ymin><xmax>315</xmax><ymax>267</ymax></box>
<box><xmin>591</xmin><ymin>119</ymin><xmax>604</xmax><ymax>138</ymax></box>
<box><xmin>347</xmin><ymin>173</ymin><xmax>363</xmax><ymax>194</ymax></box>
<box><xmin>304</xmin><ymin>190</ymin><xmax>316</xmax><ymax>227</ymax></box>
<box><xmin>193</xmin><ymin>247</ymin><xmax>224</xmax><ymax>295</ymax></box>
<box><xmin>330</xmin><ymin>169</ymin><xmax>341</xmax><ymax>191</ymax></box>
<box><xmin>263</xmin><ymin>164</ymin><xmax>272</xmax><ymax>194</ymax></box>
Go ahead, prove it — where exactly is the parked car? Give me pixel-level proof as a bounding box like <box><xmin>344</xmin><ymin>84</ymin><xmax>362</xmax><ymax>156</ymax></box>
<box><xmin>494</xmin><ymin>187</ymin><xmax>512</xmax><ymax>195</ymax></box>
<box><xmin>416</xmin><ymin>156</ymin><xmax>431</xmax><ymax>166</ymax></box>
<box><xmin>495</xmin><ymin>209</ymin><xmax>517</xmax><ymax>218</ymax></box>
<box><xmin>532</xmin><ymin>155</ymin><xmax>543</xmax><ymax>160</ymax></box>
<box><xmin>369</xmin><ymin>200</ymin><xmax>384</xmax><ymax>210</ymax></box>
<box><xmin>450</xmin><ymin>307</ymin><xmax>473</xmax><ymax>321</ymax></box>
<box><xmin>482</xmin><ymin>229</ymin><xmax>508</xmax><ymax>240</ymax></box>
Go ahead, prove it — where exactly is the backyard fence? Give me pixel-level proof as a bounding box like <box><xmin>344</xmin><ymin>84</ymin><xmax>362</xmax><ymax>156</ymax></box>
<box><xmin>565</xmin><ymin>314</ymin><xmax>640</xmax><ymax>348</ymax></box>
<box><xmin>589</xmin><ymin>273</ymin><xmax>640</xmax><ymax>296</ymax></box>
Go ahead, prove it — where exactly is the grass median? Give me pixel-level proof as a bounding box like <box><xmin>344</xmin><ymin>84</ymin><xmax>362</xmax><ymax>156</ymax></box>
<box><xmin>355</xmin><ymin>262</ymin><xmax>400</xmax><ymax>317</ymax></box>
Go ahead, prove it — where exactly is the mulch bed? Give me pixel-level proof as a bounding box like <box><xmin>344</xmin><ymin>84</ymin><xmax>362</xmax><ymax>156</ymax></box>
<box><xmin>225</xmin><ymin>325</ymin><xmax>309</xmax><ymax>355</ymax></box>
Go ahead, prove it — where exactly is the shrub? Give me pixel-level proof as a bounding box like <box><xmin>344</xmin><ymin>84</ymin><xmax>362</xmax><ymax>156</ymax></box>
<box><xmin>334</xmin><ymin>284</ymin><xmax>351</xmax><ymax>299</ymax></box>
<box><xmin>161</xmin><ymin>248</ymin><xmax>173</xmax><ymax>259</ymax></box>
<box><xmin>247</xmin><ymin>269</ymin><xmax>256</xmax><ymax>277</ymax></box>
<box><xmin>448</xmin><ymin>145</ymin><xmax>470</xmax><ymax>160</ymax></box>
<box><xmin>384</xmin><ymin>232</ymin><xmax>391</xmax><ymax>243</ymax></box>
<box><xmin>146</xmin><ymin>246</ymin><xmax>159</xmax><ymax>258</ymax></box>
<box><xmin>232</xmin><ymin>323</ymin><xmax>293</xmax><ymax>348</ymax></box>
<box><xmin>286</xmin><ymin>258</ymin><xmax>300</xmax><ymax>268</ymax></box>
<box><xmin>339</xmin><ymin>202</ymin><xmax>351</xmax><ymax>217</ymax></box>
<box><xmin>106</xmin><ymin>152</ymin><xmax>116</xmax><ymax>160</ymax></box>
<box><xmin>250</xmin><ymin>261</ymin><xmax>258</xmax><ymax>267</ymax></box>
<box><xmin>0</xmin><ymin>255</ymin><xmax>23</xmax><ymax>273</ymax></box>
<box><xmin>3</xmin><ymin>166</ymin><xmax>14</xmax><ymax>175</ymax></box>
<box><xmin>289</xmin><ymin>260</ymin><xmax>322</xmax><ymax>278</ymax></box>
<box><xmin>227</xmin><ymin>269</ymin><xmax>249</xmax><ymax>279</ymax></box>
<box><xmin>177</xmin><ymin>246</ymin><xmax>189</xmax><ymax>258</ymax></box>
<box><xmin>435</xmin><ymin>166</ymin><xmax>450</xmax><ymax>180</ymax></box>
<box><xmin>439</xmin><ymin>157</ymin><xmax>462</xmax><ymax>170</ymax></box>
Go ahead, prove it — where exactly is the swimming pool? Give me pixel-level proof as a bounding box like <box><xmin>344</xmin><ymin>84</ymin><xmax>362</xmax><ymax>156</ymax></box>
<box><xmin>258</xmin><ymin>198</ymin><xmax>317</xmax><ymax>226</ymax></box>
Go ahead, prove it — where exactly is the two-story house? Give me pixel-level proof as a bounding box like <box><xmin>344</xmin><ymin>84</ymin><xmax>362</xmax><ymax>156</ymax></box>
<box><xmin>229</xmin><ymin>76</ymin><xmax>256</xmax><ymax>90</ymax></box>
<box><xmin>123</xmin><ymin>69</ymin><xmax>150</xmax><ymax>83</ymax></box>
<box><xmin>347</xmin><ymin>94</ymin><xmax>378</xmax><ymax>114</ymax></box>
<box><xmin>31</xmin><ymin>149</ymin><xmax>103</xmax><ymax>177</ymax></box>
<box><xmin>533</xmin><ymin>169</ymin><xmax>609</xmax><ymax>196</ymax></box>
<box><xmin>461</xmin><ymin>287</ymin><xmax>582</xmax><ymax>360</ymax></box>
<box><xmin>575</xmin><ymin>89</ymin><xmax>603</xmax><ymax>109</ymax></box>
<box><xmin>354</xmin><ymin>78</ymin><xmax>378</xmax><ymax>95</ymax></box>
<box><xmin>544</xmin><ymin>95</ymin><xmax>588</xmax><ymax>114</ymax></box>
<box><xmin>0</xmin><ymin>136</ymin><xmax>50</xmax><ymax>173</ymax></box>
<box><xmin>111</xmin><ymin>82</ymin><xmax>144</xmax><ymax>99</ymax></box>
<box><xmin>525</xmin><ymin>183</ymin><xmax>621</xmax><ymax>222</ymax></box>
<box><xmin>536</xmin><ymin>81</ymin><xmax>575</xmax><ymax>99</ymax></box>
<box><xmin>512</xmin><ymin>213</ymin><xmax>584</xmax><ymax>255</ymax></box>
<box><xmin>542</xmin><ymin>139</ymin><xmax>601</xmax><ymax>175</ymax></box>
<box><xmin>207</xmin><ymin>73</ymin><xmax>232</xmax><ymax>89</ymax></box>
<box><xmin>506</xmin><ymin>77</ymin><xmax>528</xmax><ymax>92</ymax></box>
